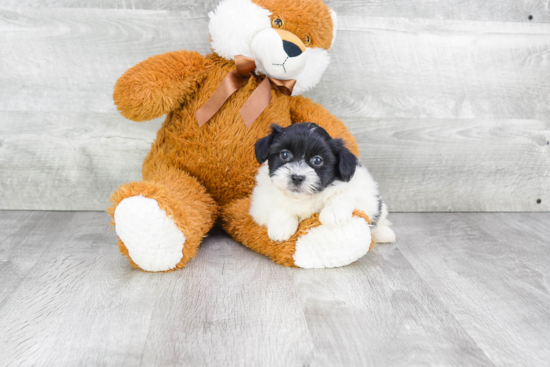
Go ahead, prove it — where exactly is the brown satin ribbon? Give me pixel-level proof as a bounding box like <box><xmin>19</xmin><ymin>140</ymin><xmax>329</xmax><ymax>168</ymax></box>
<box><xmin>196</xmin><ymin>55</ymin><xmax>296</xmax><ymax>128</ymax></box>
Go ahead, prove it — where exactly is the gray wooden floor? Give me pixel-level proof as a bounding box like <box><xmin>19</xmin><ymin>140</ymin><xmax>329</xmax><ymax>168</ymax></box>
<box><xmin>0</xmin><ymin>211</ymin><xmax>549</xmax><ymax>366</ymax></box>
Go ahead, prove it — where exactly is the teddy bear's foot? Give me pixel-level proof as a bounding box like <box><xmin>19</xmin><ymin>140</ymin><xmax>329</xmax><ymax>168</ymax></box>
<box><xmin>222</xmin><ymin>197</ymin><xmax>374</xmax><ymax>268</ymax></box>
<box><xmin>293</xmin><ymin>216</ymin><xmax>372</xmax><ymax>268</ymax></box>
<box><xmin>108</xmin><ymin>167</ymin><xmax>218</xmax><ymax>272</ymax></box>
<box><xmin>114</xmin><ymin>196</ymin><xmax>186</xmax><ymax>272</ymax></box>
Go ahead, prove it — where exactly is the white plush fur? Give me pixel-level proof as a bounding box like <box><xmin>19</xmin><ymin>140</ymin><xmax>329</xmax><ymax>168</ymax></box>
<box><xmin>293</xmin><ymin>216</ymin><xmax>372</xmax><ymax>268</ymax></box>
<box><xmin>209</xmin><ymin>0</ymin><xmax>334</xmax><ymax>95</ymax></box>
<box><xmin>250</xmin><ymin>163</ymin><xmax>395</xmax><ymax>243</ymax></box>
<box><xmin>114</xmin><ymin>196</ymin><xmax>186</xmax><ymax>272</ymax></box>
<box><xmin>209</xmin><ymin>0</ymin><xmax>272</xmax><ymax>60</ymax></box>
<box><xmin>291</xmin><ymin>48</ymin><xmax>331</xmax><ymax>96</ymax></box>
<box><xmin>251</xmin><ymin>28</ymin><xmax>308</xmax><ymax>80</ymax></box>
<box><xmin>329</xmin><ymin>9</ymin><xmax>338</xmax><ymax>49</ymax></box>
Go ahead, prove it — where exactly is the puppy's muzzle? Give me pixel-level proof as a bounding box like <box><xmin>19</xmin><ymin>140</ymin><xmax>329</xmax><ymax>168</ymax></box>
<box><xmin>291</xmin><ymin>174</ymin><xmax>305</xmax><ymax>185</ymax></box>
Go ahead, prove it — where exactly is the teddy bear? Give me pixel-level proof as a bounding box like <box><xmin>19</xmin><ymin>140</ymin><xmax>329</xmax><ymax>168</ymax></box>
<box><xmin>108</xmin><ymin>0</ymin><xmax>384</xmax><ymax>271</ymax></box>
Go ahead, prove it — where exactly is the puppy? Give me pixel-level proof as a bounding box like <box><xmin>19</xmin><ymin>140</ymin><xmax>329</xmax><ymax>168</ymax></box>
<box><xmin>250</xmin><ymin>123</ymin><xmax>396</xmax><ymax>243</ymax></box>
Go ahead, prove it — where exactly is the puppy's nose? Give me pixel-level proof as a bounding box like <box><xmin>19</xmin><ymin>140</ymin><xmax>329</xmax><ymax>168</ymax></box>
<box><xmin>291</xmin><ymin>174</ymin><xmax>305</xmax><ymax>185</ymax></box>
<box><xmin>275</xmin><ymin>29</ymin><xmax>306</xmax><ymax>58</ymax></box>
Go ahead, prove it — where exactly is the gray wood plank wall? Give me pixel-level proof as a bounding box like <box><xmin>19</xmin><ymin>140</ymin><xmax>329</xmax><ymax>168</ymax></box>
<box><xmin>0</xmin><ymin>2</ymin><xmax>548</xmax><ymax>211</ymax></box>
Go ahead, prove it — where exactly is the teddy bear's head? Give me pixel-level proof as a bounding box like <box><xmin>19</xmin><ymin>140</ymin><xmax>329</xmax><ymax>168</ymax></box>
<box><xmin>209</xmin><ymin>0</ymin><xmax>337</xmax><ymax>95</ymax></box>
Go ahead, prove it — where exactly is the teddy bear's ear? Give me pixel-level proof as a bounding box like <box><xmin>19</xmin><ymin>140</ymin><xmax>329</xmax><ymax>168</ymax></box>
<box><xmin>208</xmin><ymin>0</ymin><xmax>272</xmax><ymax>60</ymax></box>
<box><xmin>329</xmin><ymin>9</ymin><xmax>338</xmax><ymax>49</ymax></box>
<box><xmin>254</xmin><ymin>124</ymin><xmax>283</xmax><ymax>164</ymax></box>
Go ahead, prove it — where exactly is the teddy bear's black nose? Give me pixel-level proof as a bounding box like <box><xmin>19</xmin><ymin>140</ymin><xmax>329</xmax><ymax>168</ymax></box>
<box><xmin>283</xmin><ymin>40</ymin><xmax>303</xmax><ymax>57</ymax></box>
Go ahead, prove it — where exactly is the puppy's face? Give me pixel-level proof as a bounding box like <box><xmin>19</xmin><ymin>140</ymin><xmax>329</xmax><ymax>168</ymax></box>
<box><xmin>255</xmin><ymin>123</ymin><xmax>357</xmax><ymax>199</ymax></box>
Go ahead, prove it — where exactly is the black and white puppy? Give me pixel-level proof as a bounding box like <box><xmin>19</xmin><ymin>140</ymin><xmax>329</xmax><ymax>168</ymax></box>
<box><xmin>250</xmin><ymin>123</ymin><xmax>395</xmax><ymax>243</ymax></box>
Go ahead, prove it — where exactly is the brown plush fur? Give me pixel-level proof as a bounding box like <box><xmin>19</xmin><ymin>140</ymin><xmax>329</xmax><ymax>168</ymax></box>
<box><xmin>108</xmin><ymin>0</ymin><xmax>371</xmax><ymax>270</ymax></box>
<box><xmin>252</xmin><ymin>0</ymin><xmax>335</xmax><ymax>50</ymax></box>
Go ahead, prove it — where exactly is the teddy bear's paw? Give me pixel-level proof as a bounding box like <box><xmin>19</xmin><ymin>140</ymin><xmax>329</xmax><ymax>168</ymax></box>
<box><xmin>114</xmin><ymin>195</ymin><xmax>186</xmax><ymax>272</ymax></box>
<box><xmin>319</xmin><ymin>205</ymin><xmax>353</xmax><ymax>228</ymax></box>
<box><xmin>293</xmin><ymin>216</ymin><xmax>372</xmax><ymax>269</ymax></box>
<box><xmin>267</xmin><ymin>216</ymin><xmax>299</xmax><ymax>242</ymax></box>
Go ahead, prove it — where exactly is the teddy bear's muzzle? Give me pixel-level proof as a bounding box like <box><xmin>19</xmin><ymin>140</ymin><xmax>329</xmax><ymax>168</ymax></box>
<box><xmin>275</xmin><ymin>29</ymin><xmax>305</xmax><ymax>57</ymax></box>
<box><xmin>251</xmin><ymin>28</ymin><xmax>308</xmax><ymax>80</ymax></box>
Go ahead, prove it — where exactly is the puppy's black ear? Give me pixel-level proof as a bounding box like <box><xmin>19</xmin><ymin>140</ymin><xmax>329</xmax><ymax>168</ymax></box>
<box><xmin>331</xmin><ymin>139</ymin><xmax>357</xmax><ymax>182</ymax></box>
<box><xmin>271</xmin><ymin>124</ymin><xmax>285</xmax><ymax>134</ymax></box>
<box><xmin>255</xmin><ymin>124</ymin><xmax>283</xmax><ymax>164</ymax></box>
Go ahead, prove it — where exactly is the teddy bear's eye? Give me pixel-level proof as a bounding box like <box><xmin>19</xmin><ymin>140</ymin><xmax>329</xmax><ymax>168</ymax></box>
<box><xmin>280</xmin><ymin>150</ymin><xmax>293</xmax><ymax>161</ymax></box>
<box><xmin>304</xmin><ymin>35</ymin><xmax>311</xmax><ymax>45</ymax></box>
<box><xmin>272</xmin><ymin>18</ymin><xmax>284</xmax><ymax>28</ymax></box>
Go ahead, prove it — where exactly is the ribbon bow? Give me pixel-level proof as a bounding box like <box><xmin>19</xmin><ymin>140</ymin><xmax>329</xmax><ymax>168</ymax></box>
<box><xmin>196</xmin><ymin>55</ymin><xmax>296</xmax><ymax>128</ymax></box>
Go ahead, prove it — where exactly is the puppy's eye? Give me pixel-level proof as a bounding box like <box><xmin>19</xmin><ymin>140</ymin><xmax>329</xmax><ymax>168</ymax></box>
<box><xmin>311</xmin><ymin>156</ymin><xmax>323</xmax><ymax>166</ymax></box>
<box><xmin>304</xmin><ymin>35</ymin><xmax>311</xmax><ymax>45</ymax></box>
<box><xmin>280</xmin><ymin>150</ymin><xmax>293</xmax><ymax>161</ymax></box>
<box><xmin>272</xmin><ymin>18</ymin><xmax>284</xmax><ymax>28</ymax></box>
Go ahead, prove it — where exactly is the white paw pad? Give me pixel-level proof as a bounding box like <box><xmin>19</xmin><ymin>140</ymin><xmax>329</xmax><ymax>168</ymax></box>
<box><xmin>114</xmin><ymin>196</ymin><xmax>186</xmax><ymax>271</ymax></box>
<box><xmin>294</xmin><ymin>217</ymin><xmax>372</xmax><ymax>268</ymax></box>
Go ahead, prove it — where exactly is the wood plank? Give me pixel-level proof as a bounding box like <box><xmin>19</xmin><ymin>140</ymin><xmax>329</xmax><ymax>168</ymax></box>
<box><xmin>292</xmin><ymin>244</ymin><xmax>494</xmax><ymax>366</ymax></box>
<box><xmin>0</xmin><ymin>211</ymin><xmax>166</xmax><ymax>366</ymax></box>
<box><xmin>352</xmin><ymin>118</ymin><xmax>550</xmax><ymax>212</ymax></box>
<box><xmin>395</xmin><ymin>212</ymin><xmax>550</xmax><ymax>367</ymax></box>
<box><xmin>0</xmin><ymin>211</ymin><xmax>499</xmax><ymax>366</ymax></box>
<box><xmin>140</xmin><ymin>230</ymin><xmax>494</xmax><ymax>366</ymax></box>
<box><xmin>322</xmin><ymin>17</ymin><xmax>550</xmax><ymax>121</ymax></box>
<box><xmin>0</xmin><ymin>8</ymin><xmax>211</xmax><ymax>114</ymax></box>
<box><xmin>0</xmin><ymin>0</ymin><xmax>218</xmax><ymax>12</ymax></box>
<box><xmin>0</xmin><ymin>212</ymin><xmax>315</xmax><ymax>366</ymax></box>
<box><xmin>1</xmin><ymin>9</ymin><xmax>550</xmax><ymax>121</ymax></box>
<box><xmin>1</xmin><ymin>113</ymin><xmax>548</xmax><ymax>212</ymax></box>
<box><xmin>0</xmin><ymin>211</ymin><xmax>71</xmax><ymax>305</ymax></box>
<box><xmin>3</xmin><ymin>0</ymin><xmax>549</xmax><ymax>23</ymax></box>
<box><xmin>0</xmin><ymin>111</ymin><xmax>162</xmax><ymax>210</ymax></box>
<box><xmin>329</xmin><ymin>0</ymin><xmax>550</xmax><ymax>23</ymax></box>
<box><xmin>138</xmin><ymin>227</ymin><xmax>317</xmax><ymax>366</ymax></box>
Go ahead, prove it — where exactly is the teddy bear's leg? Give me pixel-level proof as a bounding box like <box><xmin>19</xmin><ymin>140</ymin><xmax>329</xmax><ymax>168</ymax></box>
<box><xmin>221</xmin><ymin>197</ymin><xmax>374</xmax><ymax>268</ymax></box>
<box><xmin>107</xmin><ymin>166</ymin><xmax>218</xmax><ymax>272</ymax></box>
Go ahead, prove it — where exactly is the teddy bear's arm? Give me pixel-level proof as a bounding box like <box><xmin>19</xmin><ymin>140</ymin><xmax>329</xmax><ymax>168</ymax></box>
<box><xmin>113</xmin><ymin>50</ymin><xmax>209</xmax><ymax>122</ymax></box>
<box><xmin>289</xmin><ymin>96</ymin><xmax>360</xmax><ymax>156</ymax></box>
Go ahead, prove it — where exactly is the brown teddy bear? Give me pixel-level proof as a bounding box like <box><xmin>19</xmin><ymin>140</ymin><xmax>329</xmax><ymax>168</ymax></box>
<box><xmin>108</xmin><ymin>0</ymin><xmax>380</xmax><ymax>271</ymax></box>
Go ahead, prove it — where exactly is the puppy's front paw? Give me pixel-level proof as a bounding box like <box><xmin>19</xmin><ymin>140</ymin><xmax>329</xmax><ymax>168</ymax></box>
<box><xmin>319</xmin><ymin>205</ymin><xmax>353</xmax><ymax>228</ymax></box>
<box><xmin>267</xmin><ymin>216</ymin><xmax>299</xmax><ymax>242</ymax></box>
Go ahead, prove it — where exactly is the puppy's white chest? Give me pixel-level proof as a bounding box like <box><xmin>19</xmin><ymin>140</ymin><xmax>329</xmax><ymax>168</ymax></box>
<box><xmin>287</xmin><ymin>195</ymin><xmax>325</xmax><ymax>221</ymax></box>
